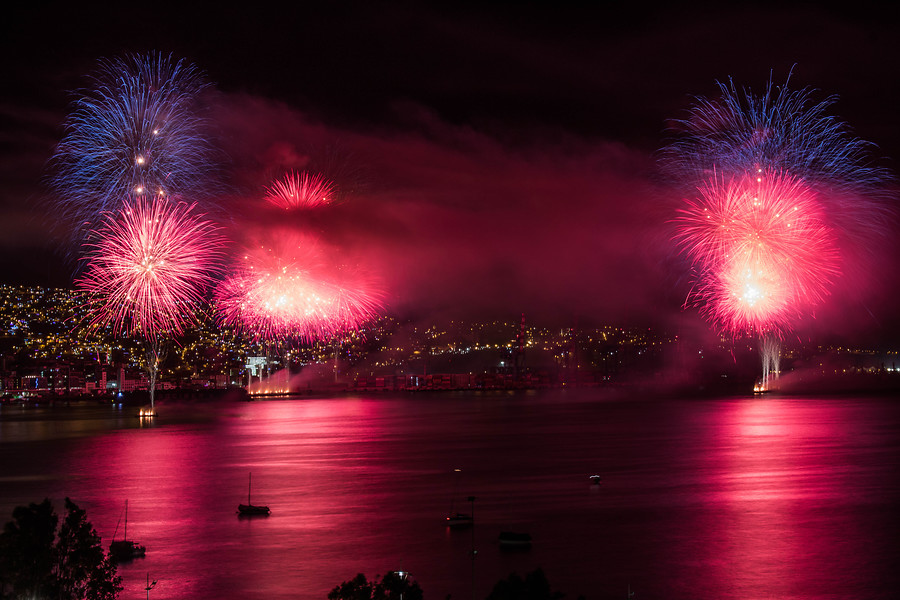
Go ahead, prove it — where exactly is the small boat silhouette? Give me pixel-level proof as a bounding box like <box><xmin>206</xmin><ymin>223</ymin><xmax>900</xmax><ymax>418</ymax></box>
<box><xmin>237</xmin><ymin>472</ymin><xmax>270</xmax><ymax>516</ymax></box>
<box><xmin>109</xmin><ymin>500</ymin><xmax>146</xmax><ymax>561</ymax></box>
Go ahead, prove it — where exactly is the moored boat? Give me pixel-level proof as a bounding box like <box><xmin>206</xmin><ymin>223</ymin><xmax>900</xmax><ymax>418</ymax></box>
<box><xmin>109</xmin><ymin>500</ymin><xmax>145</xmax><ymax>561</ymax></box>
<box><xmin>109</xmin><ymin>539</ymin><xmax>146</xmax><ymax>561</ymax></box>
<box><xmin>237</xmin><ymin>503</ymin><xmax>271</xmax><ymax>515</ymax></box>
<box><xmin>237</xmin><ymin>472</ymin><xmax>270</xmax><ymax>516</ymax></box>
<box><xmin>445</xmin><ymin>512</ymin><xmax>473</xmax><ymax>527</ymax></box>
<box><xmin>498</xmin><ymin>531</ymin><xmax>532</xmax><ymax>547</ymax></box>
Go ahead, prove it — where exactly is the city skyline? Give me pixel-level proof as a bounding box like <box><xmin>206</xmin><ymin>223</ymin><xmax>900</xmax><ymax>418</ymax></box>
<box><xmin>2</xmin><ymin>283</ymin><xmax>897</xmax><ymax>402</ymax></box>
<box><xmin>3</xmin><ymin>2</ymin><xmax>899</xmax><ymax>349</ymax></box>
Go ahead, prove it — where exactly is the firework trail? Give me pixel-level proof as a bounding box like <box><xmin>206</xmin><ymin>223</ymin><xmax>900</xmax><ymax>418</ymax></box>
<box><xmin>265</xmin><ymin>171</ymin><xmax>335</xmax><ymax>210</ymax></box>
<box><xmin>661</xmin><ymin>74</ymin><xmax>890</xmax><ymax>194</ymax></box>
<box><xmin>215</xmin><ymin>231</ymin><xmax>382</xmax><ymax>343</ymax></box>
<box><xmin>50</xmin><ymin>51</ymin><xmax>221</xmax><ymax>246</ymax></box>
<box><xmin>759</xmin><ymin>334</ymin><xmax>781</xmax><ymax>391</ymax></box>
<box><xmin>76</xmin><ymin>196</ymin><xmax>223</xmax><ymax>341</ymax></box>
<box><xmin>676</xmin><ymin>170</ymin><xmax>840</xmax><ymax>338</ymax></box>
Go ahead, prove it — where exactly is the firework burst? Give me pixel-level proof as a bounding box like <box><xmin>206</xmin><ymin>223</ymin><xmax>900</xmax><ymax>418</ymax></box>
<box><xmin>215</xmin><ymin>231</ymin><xmax>382</xmax><ymax>343</ymax></box>
<box><xmin>665</xmin><ymin>74</ymin><xmax>893</xmax><ymax>350</ymax></box>
<box><xmin>676</xmin><ymin>170</ymin><xmax>840</xmax><ymax>337</ymax></box>
<box><xmin>661</xmin><ymin>74</ymin><xmax>890</xmax><ymax>194</ymax></box>
<box><xmin>50</xmin><ymin>51</ymin><xmax>221</xmax><ymax>245</ymax></box>
<box><xmin>77</xmin><ymin>196</ymin><xmax>223</xmax><ymax>341</ymax></box>
<box><xmin>264</xmin><ymin>171</ymin><xmax>335</xmax><ymax>210</ymax></box>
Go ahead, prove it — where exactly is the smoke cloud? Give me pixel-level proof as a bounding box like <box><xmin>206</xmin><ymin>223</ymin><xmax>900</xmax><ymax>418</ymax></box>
<box><xmin>211</xmin><ymin>93</ymin><xmax>684</xmax><ymax>330</ymax></box>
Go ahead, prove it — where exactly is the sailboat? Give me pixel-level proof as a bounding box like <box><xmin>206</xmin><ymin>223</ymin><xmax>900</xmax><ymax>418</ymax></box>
<box><xmin>109</xmin><ymin>500</ymin><xmax>146</xmax><ymax>561</ymax></box>
<box><xmin>445</xmin><ymin>468</ymin><xmax>473</xmax><ymax>528</ymax></box>
<box><xmin>238</xmin><ymin>471</ymin><xmax>270</xmax><ymax>516</ymax></box>
<box><xmin>446</xmin><ymin>510</ymin><xmax>474</xmax><ymax>527</ymax></box>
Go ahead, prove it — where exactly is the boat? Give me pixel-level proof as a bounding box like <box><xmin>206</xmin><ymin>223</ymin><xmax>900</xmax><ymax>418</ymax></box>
<box><xmin>108</xmin><ymin>500</ymin><xmax>146</xmax><ymax>561</ymax></box>
<box><xmin>446</xmin><ymin>512</ymin><xmax>474</xmax><ymax>527</ymax></box>
<box><xmin>237</xmin><ymin>471</ymin><xmax>270</xmax><ymax>516</ymax></box>
<box><xmin>590</xmin><ymin>474</ymin><xmax>602</xmax><ymax>485</ymax></box>
<box><xmin>498</xmin><ymin>531</ymin><xmax>532</xmax><ymax>547</ymax></box>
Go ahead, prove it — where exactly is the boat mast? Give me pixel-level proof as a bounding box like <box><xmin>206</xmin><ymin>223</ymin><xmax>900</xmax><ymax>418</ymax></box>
<box><xmin>124</xmin><ymin>500</ymin><xmax>128</xmax><ymax>542</ymax></box>
<box><xmin>449</xmin><ymin>468</ymin><xmax>462</xmax><ymax>515</ymax></box>
<box><xmin>248</xmin><ymin>472</ymin><xmax>252</xmax><ymax>505</ymax></box>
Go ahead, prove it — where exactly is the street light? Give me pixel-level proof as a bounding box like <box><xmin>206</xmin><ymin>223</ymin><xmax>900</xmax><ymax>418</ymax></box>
<box><xmin>468</xmin><ymin>495</ymin><xmax>477</xmax><ymax>600</ymax></box>
<box><xmin>145</xmin><ymin>573</ymin><xmax>158</xmax><ymax>600</ymax></box>
<box><xmin>394</xmin><ymin>568</ymin><xmax>409</xmax><ymax>600</ymax></box>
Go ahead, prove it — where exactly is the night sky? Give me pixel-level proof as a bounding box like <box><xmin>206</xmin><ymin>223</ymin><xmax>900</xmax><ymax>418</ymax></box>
<box><xmin>3</xmin><ymin>2</ymin><xmax>899</xmax><ymax>345</ymax></box>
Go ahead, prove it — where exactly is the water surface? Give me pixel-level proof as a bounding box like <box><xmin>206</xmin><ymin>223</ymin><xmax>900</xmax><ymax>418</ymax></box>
<box><xmin>1</xmin><ymin>391</ymin><xmax>898</xmax><ymax>599</ymax></box>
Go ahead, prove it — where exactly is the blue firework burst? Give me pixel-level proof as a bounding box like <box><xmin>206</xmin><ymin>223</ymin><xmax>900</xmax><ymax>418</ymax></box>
<box><xmin>50</xmin><ymin>51</ymin><xmax>223</xmax><ymax>247</ymax></box>
<box><xmin>661</xmin><ymin>73</ymin><xmax>891</xmax><ymax>196</ymax></box>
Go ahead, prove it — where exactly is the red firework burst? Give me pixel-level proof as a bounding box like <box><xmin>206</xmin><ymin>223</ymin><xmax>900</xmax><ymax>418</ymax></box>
<box><xmin>77</xmin><ymin>196</ymin><xmax>223</xmax><ymax>340</ymax></box>
<box><xmin>676</xmin><ymin>170</ymin><xmax>840</xmax><ymax>336</ymax></box>
<box><xmin>215</xmin><ymin>231</ymin><xmax>382</xmax><ymax>342</ymax></box>
<box><xmin>264</xmin><ymin>171</ymin><xmax>335</xmax><ymax>210</ymax></box>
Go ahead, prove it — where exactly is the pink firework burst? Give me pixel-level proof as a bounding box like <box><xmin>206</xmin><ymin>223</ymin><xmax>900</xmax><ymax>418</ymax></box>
<box><xmin>77</xmin><ymin>196</ymin><xmax>223</xmax><ymax>340</ymax></box>
<box><xmin>264</xmin><ymin>171</ymin><xmax>335</xmax><ymax>210</ymax></box>
<box><xmin>215</xmin><ymin>231</ymin><xmax>382</xmax><ymax>342</ymax></box>
<box><xmin>676</xmin><ymin>170</ymin><xmax>840</xmax><ymax>337</ymax></box>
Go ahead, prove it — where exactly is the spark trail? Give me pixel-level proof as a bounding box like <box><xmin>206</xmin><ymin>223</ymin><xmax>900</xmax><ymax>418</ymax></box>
<box><xmin>50</xmin><ymin>51</ymin><xmax>221</xmax><ymax>247</ymax></box>
<box><xmin>265</xmin><ymin>171</ymin><xmax>335</xmax><ymax>210</ymax></box>
<box><xmin>661</xmin><ymin>75</ymin><xmax>889</xmax><ymax>194</ymax></box>
<box><xmin>77</xmin><ymin>196</ymin><xmax>223</xmax><ymax>341</ymax></box>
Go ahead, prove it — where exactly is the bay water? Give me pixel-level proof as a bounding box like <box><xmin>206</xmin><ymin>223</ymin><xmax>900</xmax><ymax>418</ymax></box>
<box><xmin>1</xmin><ymin>390</ymin><xmax>898</xmax><ymax>599</ymax></box>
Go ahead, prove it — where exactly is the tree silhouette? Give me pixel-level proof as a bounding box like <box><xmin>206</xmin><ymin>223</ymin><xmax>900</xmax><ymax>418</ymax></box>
<box><xmin>485</xmin><ymin>569</ymin><xmax>566</xmax><ymax>600</ymax></box>
<box><xmin>0</xmin><ymin>498</ymin><xmax>122</xmax><ymax>600</ymax></box>
<box><xmin>328</xmin><ymin>572</ymin><xmax>424</xmax><ymax>600</ymax></box>
<box><xmin>53</xmin><ymin>498</ymin><xmax>121</xmax><ymax>599</ymax></box>
<box><xmin>0</xmin><ymin>499</ymin><xmax>57</xmax><ymax>598</ymax></box>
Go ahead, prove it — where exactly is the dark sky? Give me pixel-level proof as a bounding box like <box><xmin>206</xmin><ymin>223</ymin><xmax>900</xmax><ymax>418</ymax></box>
<box><xmin>2</xmin><ymin>1</ymin><xmax>899</xmax><ymax>345</ymax></box>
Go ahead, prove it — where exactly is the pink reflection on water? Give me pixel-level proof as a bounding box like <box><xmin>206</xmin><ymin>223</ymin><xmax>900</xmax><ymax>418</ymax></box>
<box><xmin>212</xmin><ymin>398</ymin><xmax>400</xmax><ymax>599</ymax></box>
<box><xmin>6</xmin><ymin>395</ymin><xmax>894</xmax><ymax>599</ymax></box>
<box><xmin>83</xmin><ymin>421</ymin><xmax>220</xmax><ymax>598</ymax></box>
<box><xmin>706</xmin><ymin>397</ymin><xmax>873</xmax><ymax>598</ymax></box>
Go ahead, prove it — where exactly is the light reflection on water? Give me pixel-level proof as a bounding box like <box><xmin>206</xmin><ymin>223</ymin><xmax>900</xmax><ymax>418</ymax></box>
<box><xmin>1</xmin><ymin>392</ymin><xmax>898</xmax><ymax>599</ymax></box>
